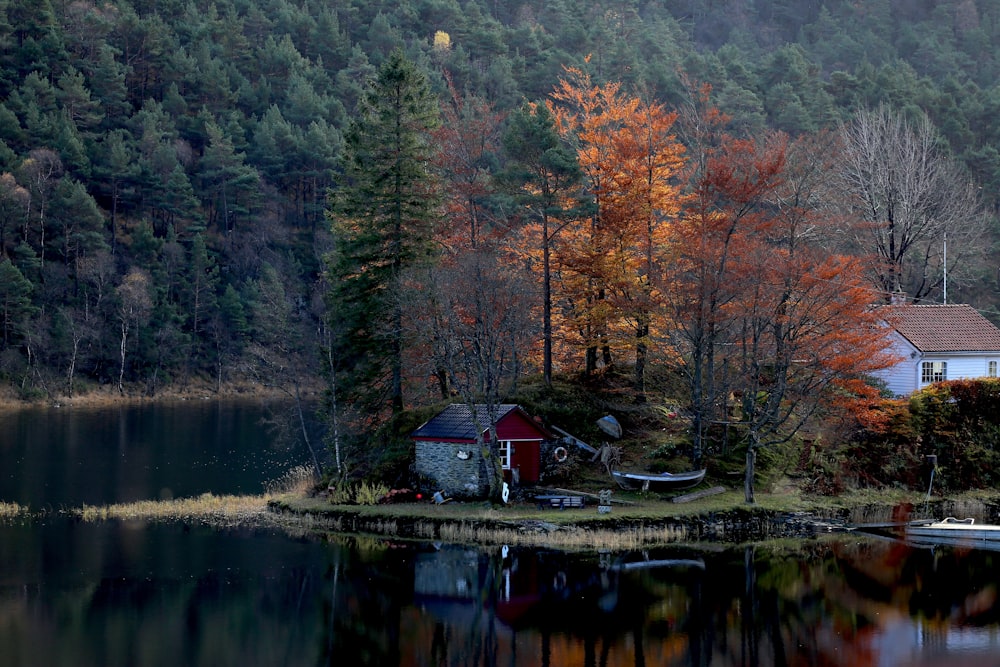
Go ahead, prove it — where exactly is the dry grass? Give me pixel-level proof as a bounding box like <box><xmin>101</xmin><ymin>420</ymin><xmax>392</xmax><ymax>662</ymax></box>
<box><xmin>68</xmin><ymin>493</ymin><xmax>273</xmax><ymax>527</ymax></box>
<box><xmin>62</xmin><ymin>467</ymin><xmax>324</xmax><ymax>530</ymax></box>
<box><xmin>263</xmin><ymin>465</ymin><xmax>318</xmax><ymax>496</ymax></box>
<box><xmin>38</xmin><ymin>479</ymin><xmax>1000</xmax><ymax>551</ymax></box>
<box><xmin>0</xmin><ymin>501</ymin><xmax>26</xmax><ymax>519</ymax></box>
<box><xmin>434</xmin><ymin>522</ymin><xmax>696</xmax><ymax>550</ymax></box>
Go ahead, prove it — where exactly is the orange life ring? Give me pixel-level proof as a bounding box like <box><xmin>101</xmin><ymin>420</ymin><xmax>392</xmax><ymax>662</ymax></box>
<box><xmin>553</xmin><ymin>446</ymin><xmax>568</xmax><ymax>463</ymax></box>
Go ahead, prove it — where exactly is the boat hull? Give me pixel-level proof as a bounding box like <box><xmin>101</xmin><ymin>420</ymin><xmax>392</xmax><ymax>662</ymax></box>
<box><xmin>611</xmin><ymin>469</ymin><xmax>706</xmax><ymax>492</ymax></box>
<box><xmin>906</xmin><ymin>518</ymin><xmax>1000</xmax><ymax>548</ymax></box>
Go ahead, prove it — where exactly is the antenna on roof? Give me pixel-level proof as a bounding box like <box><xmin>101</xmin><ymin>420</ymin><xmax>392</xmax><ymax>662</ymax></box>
<box><xmin>943</xmin><ymin>233</ymin><xmax>948</xmax><ymax>304</ymax></box>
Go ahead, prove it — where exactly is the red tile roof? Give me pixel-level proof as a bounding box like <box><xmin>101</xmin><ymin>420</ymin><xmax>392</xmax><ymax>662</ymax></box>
<box><xmin>884</xmin><ymin>304</ymin><xmax>1000</xmax><ymax>353</ymax></box>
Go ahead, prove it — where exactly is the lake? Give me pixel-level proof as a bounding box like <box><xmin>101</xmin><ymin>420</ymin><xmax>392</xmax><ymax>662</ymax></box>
<box><xmin>3</xmin><ymin>401</ymin><xmax>1000</xmax><ymax>666</ymax></box>
<box><xmin>0</xmin><ymin>399</ymin><xmax>311</xmax><ymax>508</ymax></box>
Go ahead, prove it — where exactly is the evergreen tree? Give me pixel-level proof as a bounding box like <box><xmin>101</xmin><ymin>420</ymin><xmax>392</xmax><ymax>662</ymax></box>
<box><xmin>185</xmin><ymin>232</ymin><xmax>219</xmax><ymax>341</ymax></box>
<box><xmin>85</xmin><ymin>44</ymin><xmax>131</xmax><ymax>129</ymax></box>
<box><xmin>0</xmin><ymin>256</ymin><xmax>34</xmax><ymax>346</ymax></box>
<box><xmin>327</xmin><ymin>49</ymin><xmax>440</xmax><ymax>417</ymax></box>
<box><xmin>48</xmin><ymin>177</ymin><xmax>106</xmax><ymax>270</ymax></box>
<box><xmin>502</xmin><ymin>102</ymin><xmax>580</xmax><ymax>386</ymax></box>
<box><xmin>55</xmin><ymin>67</ymin><xmax>104</xmax><ymax>137</ymax></box>
<box><xmin>197</xmin><ymin>120</ymin><xmax>260</xmax><ymax>233</ymax></box>
<box><xmin>92</xmin><ymin>129</ymin><xmax>139</xmax><ymax>252</ymax></box>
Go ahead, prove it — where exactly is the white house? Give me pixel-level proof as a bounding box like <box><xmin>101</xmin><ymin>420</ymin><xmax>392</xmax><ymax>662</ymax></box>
<box><xmin>875</xmin><ymin>304</ymin><xmax>1000</xmax><ymax>396</ymax></box>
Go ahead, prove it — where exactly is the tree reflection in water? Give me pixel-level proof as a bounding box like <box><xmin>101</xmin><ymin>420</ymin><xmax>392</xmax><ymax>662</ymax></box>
<box><xmin>324</xmin><ymin>536</ymin><xmax>1000</xmax><ymax>666</ymax></box>
<box><xmin>5</xmin><ymin>525</ymin><xmax>1000</xmax><ymax>666</ymax></box>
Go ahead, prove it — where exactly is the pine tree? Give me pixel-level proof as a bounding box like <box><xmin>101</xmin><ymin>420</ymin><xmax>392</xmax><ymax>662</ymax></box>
<box><xmin>0</xmin><ymin>256</ymin><xmax>35</xmax><ymax>346</ymax></box>
<box><xmin>327</xmin><ymin>49</ymin><xmax>440</xmax><ymax>417</ymax></box>
<box><xmin>185</xmin><ymin>232</ymin><xmax>219</xmax><ymax>340</ymax></box>
<box><xmin>502</xmin><ymin>102</ymin><xmax>580</xmax><ymax>386</ymax></box>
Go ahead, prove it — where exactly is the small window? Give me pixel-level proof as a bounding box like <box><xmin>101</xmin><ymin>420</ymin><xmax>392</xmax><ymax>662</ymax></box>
<box><xmin>499</xmin><ymin>441</ymin><xmax>511</xmax><ymax>470</ymax></box>
<box><xmin>921</xmin><ymin>361</ymin><xmax>947</xmax><ymax>384</ymax></box>
<box><xmin>990</xmin><ymin>360</ymin><xmax>998</xmax><ymax>378</ymax></box>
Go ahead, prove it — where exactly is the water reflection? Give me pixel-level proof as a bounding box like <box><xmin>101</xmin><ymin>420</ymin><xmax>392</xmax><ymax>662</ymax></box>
<box><xmin>0</xmin><ymin>520</ymin><xmax>336</xmax><ymax>666</ymax></box>
<box><xmin>4</xmin><ymin>522</ymin><xmax>1000</xmax><ymax>666</ymax></box>
<box><xmin>355</xmin><ymin>538</ymin><xmax>1000</xmax><ymax>667</ymax></box>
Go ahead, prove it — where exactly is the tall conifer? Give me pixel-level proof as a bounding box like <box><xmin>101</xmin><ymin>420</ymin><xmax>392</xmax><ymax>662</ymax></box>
<box><xmin>327</xmin><ymin>49</ymin><xmax>440</xmax><ymax>417</ymax></box>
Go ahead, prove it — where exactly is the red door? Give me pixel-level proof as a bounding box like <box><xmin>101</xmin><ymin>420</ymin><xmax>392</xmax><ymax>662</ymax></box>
<box><xmin>511</xmin><ymin>440</ymin><xmax>540</xmax><ymax>483</ymax></box>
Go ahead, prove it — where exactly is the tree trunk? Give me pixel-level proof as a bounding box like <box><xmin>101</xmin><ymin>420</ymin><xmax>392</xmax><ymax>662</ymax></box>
<box><xmin>118</xmin><ymin>320</ymin><xmax>129</xmax><ymax>394</ymax></box>
<box><xmin>634</xmin><ymin>320</ymin><xmax>647</xmax><ymax>401</ymax></box>
<box><xmin>293</xmin><ymin>382</ymin><xmax>323</xmax><ymax>478</ymax></box>
<box><xmin>744</xmin><ymin>436</ymin><xmax>757</xmax><ymax>504</ymax></box>
<box><xmin>542</xmin><ymin>216</ymin><xmax>552</xmax><ymax>386</ymax></box>
<box><xmin>325</xmin><ymin>336</ymin><xmax>343</xmax><ymax>478</ymax></box>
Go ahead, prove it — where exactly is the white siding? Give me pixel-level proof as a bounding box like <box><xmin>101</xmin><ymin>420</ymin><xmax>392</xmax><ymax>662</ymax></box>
<box><xmin>944</xmin><ymin>356</ymin><xmax>992</xmax><ymax>382</ymax></box>
<box><xmin>874</xmin><ymin>333</ymin><xmax>919</xmax><ymax>396</ymax></box>
<box><xmin>877</xmin><ymin>361</ymin><xmax>918</xmax><ymax>396</ymax></box>
<box><xmin>880</xmin><ymin>353</ymin><xmax>1000</xmax><ymax>396</ymax></box>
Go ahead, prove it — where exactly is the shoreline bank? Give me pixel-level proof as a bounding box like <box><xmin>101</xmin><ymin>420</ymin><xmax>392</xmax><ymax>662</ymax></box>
<box><xmin>265</xmin><ymin>490</ymin><xmax>1000</xmax><ymax>550</ymax></box>
<box><xmin>7</xmin><ymin>488</ymin><xmax>1000</xmax><ymax>550</ymax></box>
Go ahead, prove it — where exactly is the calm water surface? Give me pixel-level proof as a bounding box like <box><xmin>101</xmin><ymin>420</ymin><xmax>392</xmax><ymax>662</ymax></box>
<box><xmin>3</xmin><ymin>402</ymin><xmax>1000</xmax><ymax>666</ymax></box>
<box><xmin>0</xmin><ymin>400</ymin><xmax>308</xmax><ymax>507</ymax></box>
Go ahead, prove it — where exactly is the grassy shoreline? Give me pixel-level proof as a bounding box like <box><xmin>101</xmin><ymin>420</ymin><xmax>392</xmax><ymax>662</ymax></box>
<box><xmin>0</xmin><ymin>381</ymin><xmax>321</xmax><ymax>411</ymax></box>
<box><xmin>5</xmin><ymin>486</ymin><xmax>995</xmax><ymax>552</ymax></box>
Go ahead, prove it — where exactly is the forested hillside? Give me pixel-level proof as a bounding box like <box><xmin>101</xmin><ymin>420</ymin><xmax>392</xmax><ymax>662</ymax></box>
<box><xmin>1</xmin><ymin>0</ymin><xmax>998</xmax><ymax>429</ymax></box>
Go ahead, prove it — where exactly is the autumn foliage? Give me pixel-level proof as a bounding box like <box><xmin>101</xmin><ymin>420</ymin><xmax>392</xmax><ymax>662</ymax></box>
<box><xmin>418</xmin><ymin>71</ymin><xmax>900</xmax><ymax>500</ymax></box>
<box><xmin>547</xmin><ymin>66</ymin><xmax>687</xmax><ymax>386</ymax></box>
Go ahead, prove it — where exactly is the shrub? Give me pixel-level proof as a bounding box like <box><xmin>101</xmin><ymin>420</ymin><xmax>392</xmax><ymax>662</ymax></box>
<box><xmin>327</xmin><ymin>483</ymin><xmax>353</xmax><ymax>504</ymax></box>
<box><xmin>353</xmin><ymin>481</ymin><xmax>390</xmax><ymax>505</ymax></box>
<box><xmin>845</xmin><ymin>380</ymin><xmax>1000</xmax><ymax>492</ymax></box>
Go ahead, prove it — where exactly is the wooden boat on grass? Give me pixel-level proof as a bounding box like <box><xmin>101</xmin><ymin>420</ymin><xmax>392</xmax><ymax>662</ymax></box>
<box><xmin>906</xmin><ymin>517</ymin><xmax>1000</xmax><ymax>549</ymax></box>
<box><xmin>611</xmin><ymin>468</ymin><xmax>706</xmax><ymax>492</ymax></box>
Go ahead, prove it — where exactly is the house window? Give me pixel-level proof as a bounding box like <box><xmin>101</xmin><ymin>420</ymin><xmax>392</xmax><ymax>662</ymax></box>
<box><xmin>499</xmin><ymin>441</ymin><xmax>511</xmax><ymax>469</ymax></box>
<box><xmin>990</xmin><ymin>360</ymin><xmax>998</xmax><ymax>378</ymax></box>
<box><xmin>921</xmin><ymin>361</ymin><xmax>947</xmax><ymax>384</ymax></box>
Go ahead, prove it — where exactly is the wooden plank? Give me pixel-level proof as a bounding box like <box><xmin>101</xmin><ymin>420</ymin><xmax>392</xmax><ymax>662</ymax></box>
<box><xmin>551</xmin><ymin>426</ymin><xmax>599</xmax><ymax>454</ymax></box>
<box><xmin>549</xmin><ymin>487</ymin><xmax>636</xmax><ymax>505</ymax></box>
<box><xmin>672</xmin><ymin>486</ymin><xmax>726</xmax><ymax>504</ymax></box>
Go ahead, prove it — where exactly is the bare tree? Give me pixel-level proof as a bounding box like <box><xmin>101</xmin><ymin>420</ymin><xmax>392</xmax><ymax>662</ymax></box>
<box><xmin>116</xmin><ymin>268</ymin><xmax>152</xmax><ymax>393</ymax></box>
<box><xmin>17</xmin><ymin>148</ymin><xmax>63</xmax><ymax>269</ymax></box>
<box><xmin>410</xmin><ymin>250</ymin><xmax>537</xmax><ymax>503</ymax></box>
<box><xmin>58</xmin><ymin>306</ymin><xmax>98</xmax><ymax>397</ymax></box>
<box><xmin>838</xmin><ymin>104</ymin><xmax>989</xmax><ymax>302</ymax></box>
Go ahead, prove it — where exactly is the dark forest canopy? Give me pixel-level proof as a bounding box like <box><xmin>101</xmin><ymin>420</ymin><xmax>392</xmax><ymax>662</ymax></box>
<box><xmin>1</xmin><ymin>0</ymin><xmax>998</xmax><ymax>418</ymax></box>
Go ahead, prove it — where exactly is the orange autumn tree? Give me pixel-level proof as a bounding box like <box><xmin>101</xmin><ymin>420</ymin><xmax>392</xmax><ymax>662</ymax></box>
<box><xmin>730</xmin><ymin>133</ymin><xmax>898</xmax><ymax>502</ymax></box>
<box><xmin>431</xmin><ymin>77</ymin><xmax>506</xmax><ymax>252</ymax></box>
<box><xmin>548</xmin><ymin>66</ymin><xmax>687</xmax><ymax>395</ymax></box>
<box><xmin>418</xmin><ymin>84</ymin><xmax>510</xmax><ymax>401</ymax></box>
<box><xmin>659</xmin><ymin>87</ymin><xmax>752</xmax><ymax>466</ymax></box>
<box><xmin>664</xmin><ymin>116</ymin><xmax>897</xmax><ymax>502</ymax></box>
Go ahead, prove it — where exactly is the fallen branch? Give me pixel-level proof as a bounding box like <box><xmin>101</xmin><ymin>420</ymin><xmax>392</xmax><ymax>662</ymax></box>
<box><xmin>672</xmin><ymin>486</ymin><xmax>726</xmax><ymax>504</ymax></box>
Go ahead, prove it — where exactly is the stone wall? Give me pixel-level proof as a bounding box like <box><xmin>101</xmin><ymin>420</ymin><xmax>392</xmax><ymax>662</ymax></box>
<box><xmin>414</xmin><ymin>441</ymin><xmax>487</xmax><ymax>498</ymax></box>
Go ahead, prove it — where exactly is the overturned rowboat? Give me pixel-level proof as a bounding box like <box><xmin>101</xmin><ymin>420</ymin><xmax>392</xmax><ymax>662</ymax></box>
<box><xmin>611</xmin><ymin>468</ymin><xmax>706</xmax><ymax>492</ymax></box>
<box><xmin>597</xmin><ymin>415</ymin><xmax>622</xmax><ymax>439</ymax></box>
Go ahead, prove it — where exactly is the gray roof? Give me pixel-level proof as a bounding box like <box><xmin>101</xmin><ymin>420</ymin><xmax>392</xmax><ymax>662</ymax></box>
<box><xmin>411</xmin><ymin>404</ymin><xmax>520</xmax><ymax>440</ymax></box>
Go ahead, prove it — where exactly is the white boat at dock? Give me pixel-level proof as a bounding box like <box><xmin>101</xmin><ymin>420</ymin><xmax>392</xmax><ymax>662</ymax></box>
<box><xmin>906</xmin><ymin>517</ymin><xmax>1000</xmax><ymax>548</ymax></box>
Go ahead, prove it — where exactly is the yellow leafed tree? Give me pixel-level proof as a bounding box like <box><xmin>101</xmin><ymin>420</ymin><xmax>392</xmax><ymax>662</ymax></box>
<box><xmin>548</xmin><ymin>67</ymin><xmax>688</xmax><ymax>394</ymax></box>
